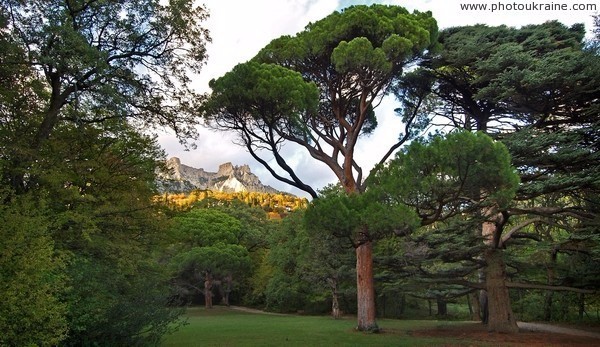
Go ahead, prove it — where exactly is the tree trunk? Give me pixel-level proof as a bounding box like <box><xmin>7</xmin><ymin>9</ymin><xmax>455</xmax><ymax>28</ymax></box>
<box><xmin>479</xmin><ymin>290</ymin><xmax>489</xmax><ymax>323</ymax></box>
<box><xmin>328</xmin><ymin>276</ymin><xmax>342</xmax><ymax>319</ymax></box>
<box><xmin>399</xmin><ymin>294</ymin><xmax>406</xmax><ymax>315</ymax></box>
<box><xmin>436</xmin><ymin>297</ymin><xmax>447</xmax><ymax>316</ymax></box>
<box><xmin>356</xmin><ymin>240</ymin><xmax>378</xmax><ymax>332</ymax></box>
<box><xmin>484</xmin><ymin>249</ymin><xmax>518</xmax><ymax>333</ymax></box>
<box><xmin>543</xmin><ymin>291</ymin><xmax>554</xmax><ymax>321</ymax></box>
<box><xmin>204</xmin><ymin>272</ymin><xmax>213</xmax><ymax>309</ymax></box>
<box><xmin>544</xmin><ymin>248</ymin><xmax>557</xmax><ymax>320</ymax></box>
<box><xmin>332</xmin><ymin>288</ymin><xmax>341</xmax><ymax>319</ymax></box>
<box><xmin>480</xmin><ymin>207</ymin><xmax>517</xmax><ymax>332</ymax></box>
<box><xmin>223</xmin><ymin>274</ymin><xmax>232</xmax><ymax>307</ymax></box>
<box><xmin>327</xmin><ymin>276</ymin><xmax>342</xmax><ymax>319</ymax></box>
<box><xmin>478</xmin><ymin>206</ymin><xmax>493</xmax><ymax>324</ymax></box>
<box><xmin>469</xmin><ymin>292</ymin><xmax>481</xmax><ymax>321</ymax></box>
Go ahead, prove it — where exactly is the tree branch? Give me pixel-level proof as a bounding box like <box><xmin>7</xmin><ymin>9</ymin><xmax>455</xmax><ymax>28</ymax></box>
<box><xmin>505</xmin><ymin>282</ymin><xmax>596</xmax><ymax>294</ymax></box>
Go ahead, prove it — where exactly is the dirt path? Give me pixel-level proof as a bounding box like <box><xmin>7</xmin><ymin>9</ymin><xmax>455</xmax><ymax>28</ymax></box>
<box><xmin>518</xmin><ymin>321</ymin><xmax>600</xmax><ymax>339</ymax></box>
<box><xmin>228</xmin><ymin>305</ymin><xmax>288</xmax><ymax>316</ymax></box>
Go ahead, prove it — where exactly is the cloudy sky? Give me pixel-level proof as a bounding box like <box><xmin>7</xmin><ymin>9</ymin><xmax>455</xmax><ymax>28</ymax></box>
<box><xmin>158</xmin><ymin>0</ymin><xmax>597</xmax><ymax>197</ymax></box>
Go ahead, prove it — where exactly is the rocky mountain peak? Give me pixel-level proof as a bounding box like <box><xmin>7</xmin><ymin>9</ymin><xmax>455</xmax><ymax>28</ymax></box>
<box><xmin>217</xmin><ymin>162</ymin><xmax>234</xmax><ymax>176</ymax></box>
<box><xmin>167</xmin><ymin>157</ymin><xmax>181</xmax><ymax>166</ymax></box>
<box><xmin>156</xmin><ymin>157</ymin><xmax>279</xmax><ymax>194</ymax></box>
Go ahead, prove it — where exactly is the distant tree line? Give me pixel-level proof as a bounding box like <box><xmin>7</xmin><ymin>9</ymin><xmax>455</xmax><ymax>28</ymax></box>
<box><xmin>160</xmin><ymin>189</ymin><xmax>308</xmax><ymax>217</ymax></box>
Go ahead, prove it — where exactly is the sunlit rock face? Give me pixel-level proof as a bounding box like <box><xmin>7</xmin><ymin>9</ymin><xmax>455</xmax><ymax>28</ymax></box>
<box><xmin>156</xmin><ymin>157</ymin><xmax>279</xmax><ymax>194</ymax></box>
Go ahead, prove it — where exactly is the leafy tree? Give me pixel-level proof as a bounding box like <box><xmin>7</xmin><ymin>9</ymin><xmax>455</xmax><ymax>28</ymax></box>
<box><xmin>405</xmin><ymin>21</ymin><xmax>600</xmax><ymax>332</ymax></box>
<box><xmin>2</xmin><ymin>0</ymin><xmax>210</xmax><ymax>192</ymax></box>
<box><xmin>173</xmin><ymin>244</ymin><xmax>251</xmax><ymax>308</ymax></box>
<box><xmin>47</xmin><ymin>122</ymin><xmax>185</xmax><ymax>346</ymax></box>
<box><xmin>203</xmin><ymin>4</ymin><xmax>439</xmax><ymax>331</ymax></box>
<box><xmin>1</xmin><ymin>1</ymin><xmax>211</xmax><ymax>343</ymax></box>
<box><xmin>214</xmin><ymin>199</ymin><xmax>273</xmax><ymax>252</ymax></box>
<box><xmin>0</xmin><ymin>19</ymin><xmax>70</xmax><ymax>345</ymax></box>
<box><xmin>264</xmin><ymin>212</ymin><xmax>314</xmax><ymax>312</ymax></box>
<box><xmin>64</xmin><ymin>255</ymin><xmax>183</xmax><ymax>346</ymax></box>
<box><xmin>171</xmin><ymin>208</ymin><xmax>253</xmax><ymax>308</ymax></box>
<box><xmin>0</xmin><ymin>192</ymin><xmax>68</xmax><ymax>346</ymax></box>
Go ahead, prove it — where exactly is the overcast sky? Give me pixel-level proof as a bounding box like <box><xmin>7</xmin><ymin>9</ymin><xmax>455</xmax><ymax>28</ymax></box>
<box><xmin>158</xmin><ymin>0</ymin><xmax>597</xmax><ymax>197</ymax></box>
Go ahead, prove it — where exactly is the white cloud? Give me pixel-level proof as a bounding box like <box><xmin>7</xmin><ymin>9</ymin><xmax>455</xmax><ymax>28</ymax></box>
<box><xmin>159</xmin><ymin>0</ymin><xmax>597</xmax><ymax>198</ymax></box>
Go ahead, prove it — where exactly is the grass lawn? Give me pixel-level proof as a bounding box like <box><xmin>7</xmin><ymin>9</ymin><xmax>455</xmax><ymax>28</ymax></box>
<box><xmin>160</xmin><ymin>306</ymin><xmax>478</xmax><ymax>347</ymax></box>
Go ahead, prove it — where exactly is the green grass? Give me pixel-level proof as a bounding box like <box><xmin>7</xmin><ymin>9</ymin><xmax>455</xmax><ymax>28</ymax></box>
<box><xmin>161</xmin><ymin>306</ymin><xmax>479</xmax><ymax>346</ymax></box>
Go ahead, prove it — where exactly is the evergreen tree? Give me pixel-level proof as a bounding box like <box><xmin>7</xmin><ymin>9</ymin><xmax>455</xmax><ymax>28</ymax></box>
<box><xmin>400</xmin><ymin>21</ymin><xmax>600</xmax><ymax>331</ymax></box>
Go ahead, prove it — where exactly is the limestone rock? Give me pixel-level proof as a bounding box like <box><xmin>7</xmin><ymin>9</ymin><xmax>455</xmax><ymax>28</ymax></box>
<box><xmin>156</xmin><ymin>157</ymin><xmax>279</xmax><ymax>194</ymax></box>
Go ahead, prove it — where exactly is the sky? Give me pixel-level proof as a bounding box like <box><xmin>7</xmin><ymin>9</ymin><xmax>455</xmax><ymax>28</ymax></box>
<box><xmin>158</xmin><ymin>0</ymin><xmax>598</xmax><ymax>197</ymax></box>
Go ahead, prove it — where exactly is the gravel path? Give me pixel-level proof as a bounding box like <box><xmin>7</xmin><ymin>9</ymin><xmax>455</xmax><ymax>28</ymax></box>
<box><xmin>517</xmin><ymin>322</ymin><xmax>600</xmax><ymax>339</ymax></box>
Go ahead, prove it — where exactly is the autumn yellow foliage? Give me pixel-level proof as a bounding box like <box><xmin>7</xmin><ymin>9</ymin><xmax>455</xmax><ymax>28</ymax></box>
<box><xmin>155</xmin><ymin>190</ymin><xmax>307</xmax><ymax>218</ymax></box>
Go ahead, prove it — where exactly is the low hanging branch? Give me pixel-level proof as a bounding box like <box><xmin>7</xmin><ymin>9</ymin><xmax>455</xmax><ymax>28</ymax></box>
<box><xmin>505</xmin><ymin>282</ymin><xmax>596</xmax><ymax>294</ymax></box>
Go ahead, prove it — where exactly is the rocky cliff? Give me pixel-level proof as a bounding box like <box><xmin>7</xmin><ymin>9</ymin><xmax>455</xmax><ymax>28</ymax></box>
<box><xmin>156</xmin><ymin>157</ymin><xmax>279</xmax><ymax>194</ymax></box>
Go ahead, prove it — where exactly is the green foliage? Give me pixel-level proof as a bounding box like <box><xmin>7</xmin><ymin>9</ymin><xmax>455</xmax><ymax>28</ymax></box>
<box><xmin>0</xmin><ymin>192</ymin><xmax>68</xmax><ymax>346</ymax></box>
<box><xmin>264</xmin><ymin>212</ymin><xmax>314</xmax><ymax>312</ymax></box>
<box><xmin>173</xmin><ymin>244</ymin><xmax>251</xmax><ymax>280</ymax></box>
<box><xmin>332</xmin><ymin>37</ymin><xmax>391</xmax><ymax>73</ymax></box>
<box><xmin>258</xmin><ymin>4</ymin><xmax>438</xmax><ymax>70</ymax></box>
<box><xmin>174</xmin><ymin>208</ymin><xmax>243</xmax><ymax>246</ymax></box>
<box><xmin>4</xmin><ymin>0</ymin><xmax>211</xmax><ymax>146</ymax></box>
<box><xmin>402</xmin><ymin>20</ymin><xmax>600</xmax><ymax>324</ymax></box>
<box><xmin>306</xmin><ymin>186</ymin><xmax>420</xmax><ymax>243</ymax></box>
<box><xmin>208</xmin><ymin>62</ymin><xmax>319</xmax><ymax>121</ymax></box>
<box><xmin>258</xmin><ymin>210</ymin><xmax>355</xmax><ymax>314</ymax></box>
<box><xmin>412</xmin><ymin>21</ymin><xmax>593</xmax><ymax>132</ymax></box>
<box><xmin>205</xmin><ymin>4</ymin><xmax>439</xmax><ymax>197</ymax></box>
<box><xmin>375</xmin><ymin>131</ymin><xmax>520</xmax><ymax>215</ymax></box>
<box><xmin>2</xmin><ymin>75</ymin><xmax>186</xmax><ymax>346</ymax></box>
<box><xmin>368</xmin><ymin>131</ymin><xmax>519</xmax><ymax>312</ymax></box>
<box><xmin>503</xmin><ymin>124</ymin><xmax>600</xmax><ymax>200</ymax></box>
<box><xmin>64</xmin><ymin>256</ymin><xmax>183</xmax><ymax>346</ymax></box>
<box><xmin>170</xmin><ymin>205</ymin><xmax>261</xmax><ymax>305</ymax></box>
<box><xmin>1</xmin><ymin>1</ymin><xmax>208</xmax><ymax>342</ymax></box>
<box><xmin>40</xmin><ymin>123</ymin><xmax>186</xmax><ymax>346</ymax></box>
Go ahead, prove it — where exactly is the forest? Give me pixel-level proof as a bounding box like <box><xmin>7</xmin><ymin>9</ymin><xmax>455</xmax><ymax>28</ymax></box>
<box><xmin>1</xmin><ymin>1</ymin><xmax>599</xmax><ymax>345</ymax></box>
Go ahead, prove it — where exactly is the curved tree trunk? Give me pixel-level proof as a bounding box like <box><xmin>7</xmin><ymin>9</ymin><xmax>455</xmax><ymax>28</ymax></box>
<box><xmin>484</xmin><ymin>249</ymin><xmax>518</xmax><ymax>333</ymax></box>
<box><xmin>356</xmin><ymin>239</ymin><xmax>379</xmax><ymax>332</ymax></box>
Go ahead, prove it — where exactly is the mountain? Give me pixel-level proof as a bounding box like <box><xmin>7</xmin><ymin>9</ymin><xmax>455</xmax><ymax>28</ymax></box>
<box><xmin>156</xmin><ymin>157</ymin><xmax>280</xmax><ymax>194</ymax></box>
